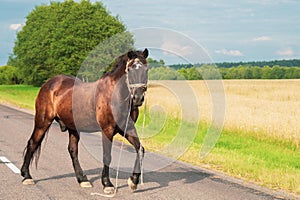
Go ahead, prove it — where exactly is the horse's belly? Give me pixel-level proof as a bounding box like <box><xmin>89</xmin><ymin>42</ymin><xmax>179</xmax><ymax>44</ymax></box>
<box><xmin>56</xmin><ymin>101</ymin><xmax>100</xmax><ymax>132</ymax></box>
<box><xmin>75</xmin><ymin>118</ymin><xmax>101</xmax><ymax>132</ymax></box>
<box><xmin>71</xmin><ymin>108</ymin><xmax>100</xmax><ymax>132</ymax></box>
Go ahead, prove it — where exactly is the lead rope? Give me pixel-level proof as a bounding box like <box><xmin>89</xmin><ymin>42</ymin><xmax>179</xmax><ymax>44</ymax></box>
<box><xmin>140</xmin><ymin>95</ymin><xmax>147</xmax><ymax>186</ymax></box>
<box><xmin>91</xmin><ymin>99</ymin><xmax>132</xmax><ymax>198</ymax></box>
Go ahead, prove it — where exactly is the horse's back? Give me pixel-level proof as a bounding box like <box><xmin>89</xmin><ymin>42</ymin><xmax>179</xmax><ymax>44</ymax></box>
<box><xmin>36</xmin><ymin>75</ymin><xmax>76</xmax><ymax>105</ymax></box>
<box><xmin>34</xmin><ymin>75</ymin><xmax>77</xmax><ymax>127</ymax></box>
<box><xmin>44</xmin><ymin>75</ymin><xmax>77</xmax><ymax>93</ymax></box>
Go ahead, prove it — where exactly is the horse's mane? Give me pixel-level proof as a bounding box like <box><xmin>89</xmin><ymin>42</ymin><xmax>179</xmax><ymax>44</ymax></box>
<box><xmin>102</xmin><ymin>50</ymin><xmax>144</xmax><ymax>79</ymax></box>
<box><xmin>108</xmin><ymin>53</ymin><xmax>129</xmax><ymax>74</ymax></box>
<box><xmin>102</xmin><ymin>51</ymin><xmax>131</xmax><ymax>78</ymax></box>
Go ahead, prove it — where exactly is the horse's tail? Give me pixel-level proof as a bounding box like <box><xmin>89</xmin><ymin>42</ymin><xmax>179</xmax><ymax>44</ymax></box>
<box><xmin>23</xmin><ymin>127</ymin><xmax>50</xmax><ymax>169</ymax></box>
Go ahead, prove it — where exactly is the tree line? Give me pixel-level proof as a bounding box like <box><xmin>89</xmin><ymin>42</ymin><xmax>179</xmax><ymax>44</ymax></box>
<box><xmin>170</xmin><ymin>59</ymin><xmax>300</xmax><ymax>69</ymax></box>
<box><xmin>2</xmin><ymin>59</ymin><xmax>300</xmax><ymax>85</ymax></box>
<box><xmin>147</xmin><ymin>63</ymin><xmax>300</xmax><ymax>80</ymax></box>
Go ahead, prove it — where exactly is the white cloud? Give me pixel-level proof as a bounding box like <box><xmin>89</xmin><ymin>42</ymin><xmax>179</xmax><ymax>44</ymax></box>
<box><xmin>253</xmin><ymin>36</ymin><xmax>272</xmax><ymax>41</ymax></box>
<box><xmin>215</xmin><ymin>49</ymin><xmax>243</xmax><ymax>56</ymax></box>
<box><xmin>276</xmin><ymin>48</ymin><xmax>294</xmax><ymax>56</ymax></box>
<box><xmin>9</xmin><ymin>23</ymin><xmax>23</xmax><ymax>30</ymax></box>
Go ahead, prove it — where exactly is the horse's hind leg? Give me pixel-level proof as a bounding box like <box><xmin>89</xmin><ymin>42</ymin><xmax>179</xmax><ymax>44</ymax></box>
<box><xmin>21</xmin><ymin>120</ymin><xmax>52</xmax><ymax>185</ymax></box>
<box><xmin>67</xmin><ymin>129</ymin><xmax>92</xmax><ymax>188</ymax></box>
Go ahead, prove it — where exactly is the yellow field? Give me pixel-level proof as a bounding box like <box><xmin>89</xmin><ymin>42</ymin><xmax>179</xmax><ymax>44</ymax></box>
<box><xmin>147</xmin><ymin>80</ymin><xmax>300</xmax><ymax>144</ymax></box>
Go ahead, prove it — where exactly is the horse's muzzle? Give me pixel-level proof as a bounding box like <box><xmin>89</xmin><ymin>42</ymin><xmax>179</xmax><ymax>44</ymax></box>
<box><xmin>132</xmin><ymin>94</ymin><xmax>145</xmax><ymax>107</ymax></box>
<box><xmin>130</xmin><ymin>84</ymin><xmax>147</xmax><ymax>107</ymax></box>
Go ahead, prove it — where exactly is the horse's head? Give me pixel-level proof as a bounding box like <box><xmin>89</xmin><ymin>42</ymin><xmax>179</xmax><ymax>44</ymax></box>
<box><xmin>126</xmin><ymin>48</ymin><xmax>149</xmax><ymax>107</ymax></box>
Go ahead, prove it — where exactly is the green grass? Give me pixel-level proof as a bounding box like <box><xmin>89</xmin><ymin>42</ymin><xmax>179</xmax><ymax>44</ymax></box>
<box><xmin>202</xmin><ymin>129</ymin><xmax>300</xmax><ymax>193</ymax></box>
<box><xmin>136</xmin><ymin>111</ymin><xmax>300</xmax><ymax>195</ymax></box>
<box><xmin>0</xmin><ymin>84</ymin><xmax>299</xmax><ymax>195</ymax></box>
<box><xmin>0</xmin><ymin>85</ymin><xmax>39</xmax><ymax>110</ymax></box>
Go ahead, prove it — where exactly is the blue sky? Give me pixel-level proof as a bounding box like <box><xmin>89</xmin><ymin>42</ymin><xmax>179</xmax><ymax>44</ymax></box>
<box><xmin>1</xmin><ymin>0</ymin><xmax>300</xmax><ymax>65</ymax></box>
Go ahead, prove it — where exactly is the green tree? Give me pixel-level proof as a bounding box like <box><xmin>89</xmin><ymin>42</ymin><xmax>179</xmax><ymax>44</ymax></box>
<box><xmin>149</xmin><ymin>66</ymin><xmax>184</xmax><ymax>80</ymax></box>
<box><xmin>261</xmin><ymin>66</ymin><xmax>272</xmax><ymax>79</ymax></box>
<box><xmin>270</xmin><ymin>65</ymin><xmax>285</xmax><ymax>79</ymax></box>
<box><xmin>186</xmin><ymin>67</ymin><xmax>202</xmax><ymax>80</ymax></box>
<box><xmin>159</xmin><ymin>59</ymin><xmax>165</xmax><ymax>66</ymax></box>
<box><xmin>9</xmin><ymin>0</ymin><xmax>131</xmax><ymax>86</ymax></box>
<box><xmin>0</xmin><ymin>66</ymin><xmax>21</xmax><ymax>84</ymax></box>
<box><xmin>147</xmin><ymin>58</ymin><xmax>165</xmax><ymax>68</ymax></box>
<box><xmin>199</xmin><ymin>64</ymin><xmax>221</xmax><ymax>80</ymax></box>
<box><xmin>285</xmin><ymin>67</ymin><xmax>300</xmax><ymax>79</ymax></box>
<box><xmin>252</xmin><ymin>66</ymin><xmax>262</xmax><ymax>79</ymax></box>
<box><xmin>177</xmin><ymin>68</ymin><xmax>188</xmax><ymax>79</ymax></box>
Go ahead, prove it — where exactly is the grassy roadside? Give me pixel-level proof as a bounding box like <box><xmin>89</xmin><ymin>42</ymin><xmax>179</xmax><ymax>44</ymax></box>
<box><xmin>0</xmin><ymin>85</ymin><xmax>39</xmax><ymax>110</ymax></box>
<box><xmin>0</xmin><ymin>84</ymin><xmax>299</xmax><ymax>195</ymax></box>
<box><xmin>134</xmin><ymin>112</ymin><xmax>300</xmax><ymax>195</ymax></box>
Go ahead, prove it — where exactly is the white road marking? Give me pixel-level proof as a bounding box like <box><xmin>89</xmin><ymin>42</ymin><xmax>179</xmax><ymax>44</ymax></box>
<box><xmin>0</xmin><ymin>156</ymin><xmax>21</xmax><ymax>174</ymax></box>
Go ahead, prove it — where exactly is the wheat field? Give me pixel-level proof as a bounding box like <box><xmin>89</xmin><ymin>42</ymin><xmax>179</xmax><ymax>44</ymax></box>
<box><xmin>146</xmin><ymin>80</ymin><xmax>300</xmax><ymax>143</ymax></box>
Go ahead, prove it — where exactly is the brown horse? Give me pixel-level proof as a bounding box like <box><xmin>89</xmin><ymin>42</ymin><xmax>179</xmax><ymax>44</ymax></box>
<box><xmin>21</xmin><ymin>49</ymin><xmax>149</xmax><ymax>194</ymax></box>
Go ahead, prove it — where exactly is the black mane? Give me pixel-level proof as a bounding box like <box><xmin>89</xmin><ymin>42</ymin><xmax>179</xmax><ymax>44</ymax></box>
<box><xmin>103</xmin><ymin>50</ymin><xmax>145</xmax><ymax>78</ymax></box>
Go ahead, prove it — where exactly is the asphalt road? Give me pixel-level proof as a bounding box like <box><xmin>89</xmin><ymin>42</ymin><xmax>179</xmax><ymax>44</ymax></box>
<box><xmin>0</xmin><ymin>104</ymin><xmax>298</xmax><ymax>200</ymax></box>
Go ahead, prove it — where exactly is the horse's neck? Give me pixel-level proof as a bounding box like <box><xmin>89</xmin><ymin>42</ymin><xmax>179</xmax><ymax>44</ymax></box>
<box><xmin>99</xmin><ymin>71</ymin><xmax>129</xmax><ymax>102</ymax></box>
<box><xmin>115</xmin><ymin>75</ymin><xmax>130</xmax><ymax>99</ymax></box>
<box><xmin>97</xmin><ymin>57</ymin><xmax>131</xmax><ymax>104</ymax></box>
<box><xmin>111</xmin><ymin>60</ymin><xmax>127</xmax><ymax>81</ymax></box>
<box><xmin>110</xmin><ymin>59</ymin><xmax>130</xmax><ymax>96</ymax></box>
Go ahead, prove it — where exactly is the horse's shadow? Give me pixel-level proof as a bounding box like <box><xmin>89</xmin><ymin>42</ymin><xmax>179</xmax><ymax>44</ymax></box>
<box><xmin>35</xmin><ymin>165</ymin><xmax>211</xmax><ymax>193</ymax></box>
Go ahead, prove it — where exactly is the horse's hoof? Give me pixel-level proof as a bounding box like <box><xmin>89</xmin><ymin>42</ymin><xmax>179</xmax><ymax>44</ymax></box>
<box><xmin>80</xmin><ymin>181</ymin><xmax>92</xmax><ymax>188</ymax></box>
<box><xmin>103</xmin><ymin>186</ymin><xmax>115</xmax><ymax>194</ymax></box>
<box><xmin>22</xmin><ymin>179</ymin><xmax>35</xmax><ymax>185</ymax></box>
<box><xmin>127</xmin><ymin>177</ymin><xmax>137</xmax><ymax>191</ymax></box>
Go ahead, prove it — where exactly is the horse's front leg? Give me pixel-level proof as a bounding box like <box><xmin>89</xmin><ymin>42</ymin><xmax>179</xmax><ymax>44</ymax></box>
<box><xmin>125</xmin><ymin>129</ymin><xmax>144</xmax><ymax>191</ymax></box>
<box><xmin>101</xmin><ymin>131</ymin><xmax>115</xmax><ymax>194</ymax></box>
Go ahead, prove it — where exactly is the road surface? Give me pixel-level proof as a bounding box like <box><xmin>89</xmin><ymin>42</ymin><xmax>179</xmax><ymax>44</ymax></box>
<box><xmin>0</xmin><ymin>104</ymin><xmax>297</xmax><ymax>199</ymax></box>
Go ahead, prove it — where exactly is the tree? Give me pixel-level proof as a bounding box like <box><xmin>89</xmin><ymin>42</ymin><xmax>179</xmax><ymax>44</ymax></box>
<box><xmin>285</xmin><ymin>67</ymin><xmax>300</xmax><ymax>79</ymax></box>
<box><xmin>199</xmin><ymin>64</ymin><xmax>221</xmax><ymax>80</ymax></box>
<box><xmin>159</xmin><ymin>59</ymin><xmax>165</xmax><ymax>66</ymax></box>
<box><xmin>252</xmin><ymin>66</ymin><xmax>262</xmax><ymax>79</ymax></box>
<box><xmin>270</xmin><ymin>65</ymin><xmax>285</xmax><ymax>79</ymax></box>
<box><xmin>177</xmin><ymin>68</ymin><xmax>188</xmax><ymax>79</ymax></box>
<box><xmin>9</xmin><ymin>0</ymin><xmax>132</xmax><ymax>86</ymax></box>
<box><xmin>185</xmin><ymin>67</ymin><xmax>202</xmax><ymax>80</ymax></box>
<box><xmin>149</xmin><ymin>66</ymin><xmax>184</xmax><ymax>80</ymax></box>
<box><xmin>147</xmin><ymin>58</ymin><xmax>165</xmax><ymax>68</ymax></box>
<box><xmin>0</xmin><ymin>66</ymin><xmax>21</xmax><ymax>84</ymax></box>
<box><xmin>261</xmin><ymin>66</ymin><xmax>272</xmax><ymax>79</ymax></box>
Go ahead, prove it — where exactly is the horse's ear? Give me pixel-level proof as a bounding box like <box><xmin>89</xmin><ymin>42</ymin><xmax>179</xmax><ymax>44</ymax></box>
<box><xmin>143</xmin><ymin>48</ymin><xmax>149</xmax><ymax>58</ymax></box>
<box><xmin>127</xmin><ymin>51</ymin><xmax>135</xmax><ymax>60</ymax></box>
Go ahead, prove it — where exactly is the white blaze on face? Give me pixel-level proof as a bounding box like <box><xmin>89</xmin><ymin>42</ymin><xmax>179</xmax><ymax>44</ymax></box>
<box><xmin>134</xmin><ymin>58</ymin><xmax>143</xmax><ymax>69</ymax></box>
<box><xmin>126</xmin><ymin>58</ymin><xmax>143</xmax><ymax>72</ymax></box>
